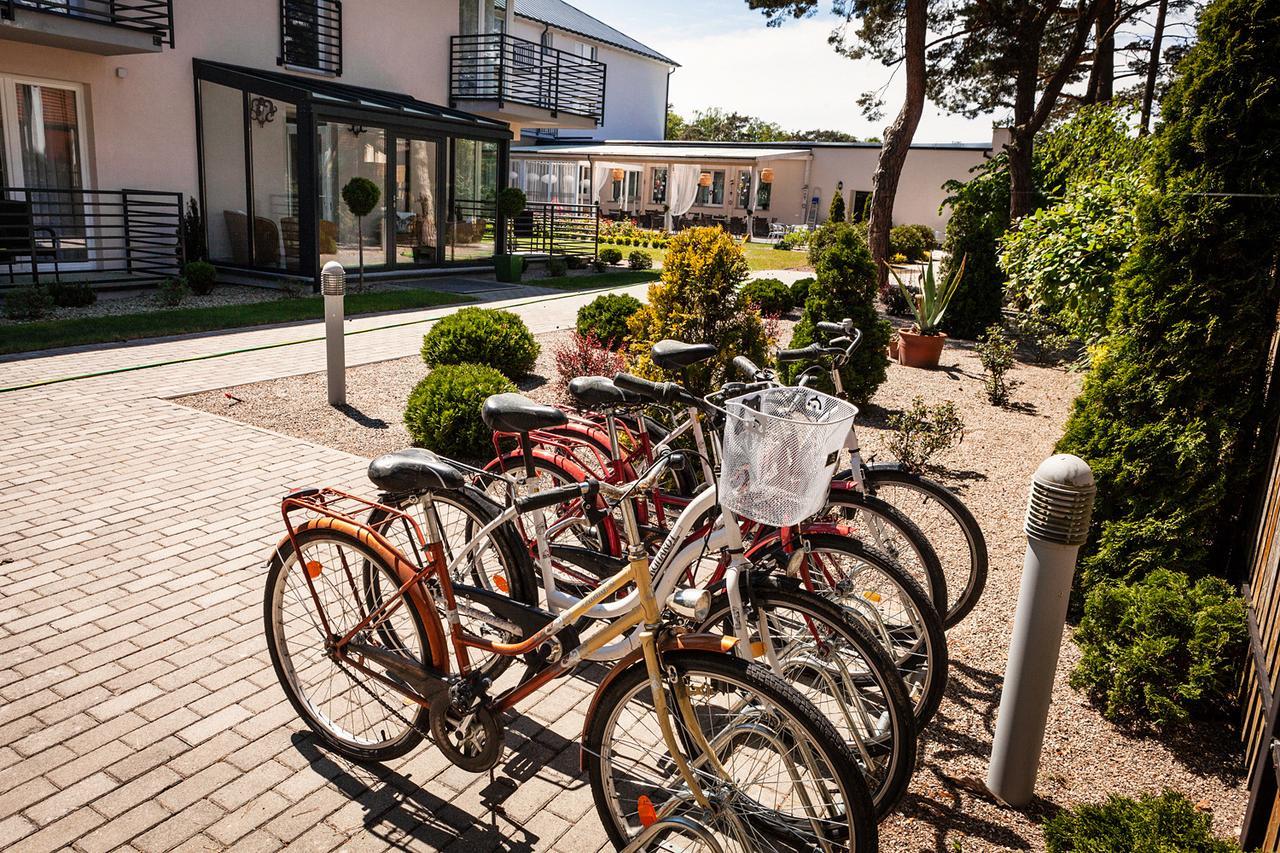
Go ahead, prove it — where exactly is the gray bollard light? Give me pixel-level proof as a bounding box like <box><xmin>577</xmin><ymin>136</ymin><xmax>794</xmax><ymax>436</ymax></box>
<box><xmin>321</xmin><ymin>261</ymin><xmax>346</xmax><ymax>406</ymax></box>
<box><xmin>986</xmin><ymin>454</ymin><xmax>1095</xmax><ymax>807</ymax></box>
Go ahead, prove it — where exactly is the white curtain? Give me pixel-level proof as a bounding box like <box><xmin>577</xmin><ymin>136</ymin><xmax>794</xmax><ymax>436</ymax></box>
<box><xmin>668</xmin><ymin>164</ymin><xmax>701</xmax><ymax>218</ymax></box>
<box><xmin>511</xmin><ymin>160</ymin><xmax>580</xmax><ymax>205</ymax></box>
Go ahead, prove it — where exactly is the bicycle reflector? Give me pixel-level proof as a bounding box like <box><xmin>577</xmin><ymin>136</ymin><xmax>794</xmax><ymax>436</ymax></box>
<box><xmin>494</xmin><ymin>574</ymin><xmax>509</xmax><ymax>594</ymax></box>
<box><xmin>637</xmin><ymin>795</ymin><xmax>657</xmax><ymax>828</ymax></box>
<box><xmin>306</xmin><ymin>561</ymin><xmax>323</xmax><ymax>579</ymax></box>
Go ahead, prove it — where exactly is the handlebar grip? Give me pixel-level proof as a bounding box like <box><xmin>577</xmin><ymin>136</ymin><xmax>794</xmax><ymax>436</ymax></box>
<box><xmin>776</xmin><ymin>344</ymin><xmax>823</xmax><ymax>363</ymax></box>
<box><xmin>613</xmin><ymin>372</ymin><xmax>690</xmax><ymax>406</ymax></box>
<box><xmin>732</xmin><ymin>355</ymin><xmax>762</xmax><ymax>380</ymax></box>
<box><xmin>815</xmin><ymin>321</ymin><xmax>848</xmax><ymax>336</ymax></box>
<box><xmin>514</xmin><ymin>481</ymin><xmax>595</xmax><ymax>514</ymax></box>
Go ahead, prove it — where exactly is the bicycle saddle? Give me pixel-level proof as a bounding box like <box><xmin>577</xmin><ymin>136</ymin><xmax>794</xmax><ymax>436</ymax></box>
<box><xmin>368</xmin><ymin>449</ymin><xmax>465</xmax><ymax>494</ymax></box>
<box><xmin>481</xmin><ymin>393</ymin><xmax>568</xmax><ymax>434</ymax></box>
<box><xmin>568</xmin><ymin>376</ymin><xmax>644</xmax><ymax>408</ymax></box>
<box><xmin>651</xmin><ymin>339</ymin><xmax>717</xmax><ymax>370</ymax></box>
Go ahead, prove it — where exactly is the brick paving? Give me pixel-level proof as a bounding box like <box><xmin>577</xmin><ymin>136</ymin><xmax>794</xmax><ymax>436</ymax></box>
<box><xmin>0</xmin><ymin>282</ymin><xmax>647</xmax><ymax>852</ymax></box>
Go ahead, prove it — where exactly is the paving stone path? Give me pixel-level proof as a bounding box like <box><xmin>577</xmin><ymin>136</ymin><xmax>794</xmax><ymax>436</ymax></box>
<box><xmin>0</xmin><ymin>281</ymin><xmax>649</xmax><ymax>852</ymax></box>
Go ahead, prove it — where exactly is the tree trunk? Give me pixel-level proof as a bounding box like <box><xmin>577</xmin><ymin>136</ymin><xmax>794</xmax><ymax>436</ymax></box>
<box><xmin>1140</xmin><ymin>0</ymin><xmax>1168</xmax><ymax>134</ymax></box>
<box><xmin>869</xmin><ymin>0</ymin><xmax>927</xmax><ymax>291</ymax></box>
<box><xmin>1086</xmin><ymin>0</ymin><xmax>1116</xmax><ymax>103</ymax></box>
<box><xmin>1008</xmin><ymin>55</ymin><xmax>1039</xmax><ymax>221</ymax></box>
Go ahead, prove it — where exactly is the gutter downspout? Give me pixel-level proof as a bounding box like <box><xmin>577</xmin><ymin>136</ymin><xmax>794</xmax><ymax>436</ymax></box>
<box><xmin>800</xmin><ymin>151</ymin><xmax>813</xmax><ymax>227</ymax></box>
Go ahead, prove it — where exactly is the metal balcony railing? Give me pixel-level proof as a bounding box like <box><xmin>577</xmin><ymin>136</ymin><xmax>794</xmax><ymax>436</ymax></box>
<box><xmin>450</xmin><ymin>32</ymin><xmax>606</xmax><ymax>125</ymax></box>
<box><xmin>507</xmin><ymin>201</ymin><xmax>600</xmax><ymax>258</ymax></box>
<box><xmin>0</xmin><ymin>187</ymin><xmax>184</xmax><ymax>288</ymax></box>
<box><xmin>279</xmin><ymin>0</ymin><xmax>342</xmax><ymax>75</ymax></box>
<box><xmin>1</xmin><ymin>0</ymin><xmax>175</xmax><ymax>46</ymax></box>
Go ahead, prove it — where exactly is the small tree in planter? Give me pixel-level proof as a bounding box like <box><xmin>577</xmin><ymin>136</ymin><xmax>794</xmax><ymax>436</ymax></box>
<box><xmin>341</xmin><ymin>177</ymin><xmax>381</xmax><ymax>293</ymax></box>
<box><xmin>495</xmin><ymin>187</ymin><xmax>527</xmax><ymax>282</ymax></box>
<box><xmin>890</xmin><ymin>256</ymin><xmax>965</xmax><ymax>368</ymax></box>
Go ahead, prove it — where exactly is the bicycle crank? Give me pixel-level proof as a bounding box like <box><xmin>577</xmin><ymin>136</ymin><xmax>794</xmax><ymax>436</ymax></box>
<box><xmin>429</xmin><ymin>694</ymin><xmax>502</xmax><ymax>772</ymax></box>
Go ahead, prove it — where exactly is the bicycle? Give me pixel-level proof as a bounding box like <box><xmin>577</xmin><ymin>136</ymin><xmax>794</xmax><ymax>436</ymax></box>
<box><xmin>264</xmin><ymin>393</ymin><xmax>880</xmax><ymax>849</ymax></box>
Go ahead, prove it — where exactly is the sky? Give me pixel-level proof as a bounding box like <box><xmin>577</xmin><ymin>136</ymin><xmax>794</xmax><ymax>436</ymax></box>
<box><xmin>562</xmin><ymin>0</ymin><xmax>1001</xmax><ymax>144</ymax></box>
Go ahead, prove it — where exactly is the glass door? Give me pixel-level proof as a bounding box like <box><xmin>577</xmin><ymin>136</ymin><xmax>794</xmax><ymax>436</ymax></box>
<box><xmin>391</xmin><ymin>137</ymin><xmax>440</xmax><ymax>266</ymax></box>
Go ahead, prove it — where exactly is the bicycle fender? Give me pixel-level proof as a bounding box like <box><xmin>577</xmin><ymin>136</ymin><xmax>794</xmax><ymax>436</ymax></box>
<box><xmin>283</xmin><ymin>517</ymin><xmax>451</xmax><ymax>673</ymax></box>
<box><xmin>864</xmin><ymin>461</ymin><xmax>908</xmax><ymax>474</ymax></box>
<box><xmin>578</xmin><ymin>633</ymin><xmax>739</xmax><ymax>770</ymax></box>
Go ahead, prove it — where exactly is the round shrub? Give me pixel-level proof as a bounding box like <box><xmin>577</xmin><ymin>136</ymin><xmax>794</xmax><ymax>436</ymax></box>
<box><xmin>155</xmin><ymin>277</ymin><xmax>190</xmax><ymax>307</ymax></box>
<box><xmin>183</xmin><ymin>261</ymin><xmax>218</xmax><ymax>296</ymax></box>
<box><xmin>421</xmin><ymin>307</ymin><xmax>540</xmax><ymax>379</ymax></box>
<box><xmin>577</xmin><ymin>293</ymin><xmax>642</xmax><ymax>349</ymax></box>
<box><xmin>404</xmin><ymin>364</ymin><xmax>515</xmax><ymax>460</ymax></box>
<box><xmin>906</xmin><ymin>224</ymin><xmax>937</xmax><ymax>253</ymax></box>
<box><xmin>1044</xmin><ymin>790</ymin><xmax>1241</xmax><ymax>853</ymax></box>
<box><xmin>598</xmin><ymin>248</ymin><xmax>623</xmax><ymax>265</ymax></box>
<box><xmin>341</xmin><ymin>177</ymin><xmax>381</xmax><ymax>218</ymax></box>
<box><xmin>3</xmin><ymin>285</ymin><xmax>54</xmax><ymax>320</ymax></box>
<box><xmin>627</xmin><ymin>250</ymin><xmax>653</xmax><ymax>271</ymax></box>
<box><xmin>740</xmin><ymin>277</ymin><xmax>793</xmax><ymax>315</ymax></box>
<box><xmin>496</xmin><ymin>187</ymin><xmax>527</xmax><ymax>219</ymax></box>
<box><xmin>889</xmin><ymin>224</ymin><xmax>929</xmax><ymax>261</ymax></box>
<box><xmin>546</xmin><ymin>256</ymin><xmax>568</xmax><ymax>277</ymax></box>
<box><xmin>790</xmin><ymin>277</ymin><xmax>814</xmax><ymax>306</ymax></box>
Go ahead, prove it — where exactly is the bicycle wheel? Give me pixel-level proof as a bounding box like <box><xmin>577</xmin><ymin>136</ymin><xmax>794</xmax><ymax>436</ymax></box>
<box><xmin>816</xmin><ymin>488</ymin><xmax>948</xmax><ymax>622</ymax></box>
<box><xmin>753</xmin><ymin>533</ymin><xmax>948</xmax><ymax>728</ymax></box>
<box><xmin>264</xmin><ymin>526</ymin><xmax>438</xmax><ymax>761</ymax></box>
<box><xmin>697</xmin><ymin>574</ymin><xmax>918</xmax><ymax>817</ymax></box>
<box><xmin>584</xmin><ymin>649</ymin><xmax>878</xmax><ymax>852</ymax></box>
<box><xmin>368</xmin><ymin>485</ymin><xmax>534</xmax><ymax>683</ymax></box>
<box><xmin>863</xmin><ymin>467</ymin><xmax>989</xmax><ymax>628</ymax></box>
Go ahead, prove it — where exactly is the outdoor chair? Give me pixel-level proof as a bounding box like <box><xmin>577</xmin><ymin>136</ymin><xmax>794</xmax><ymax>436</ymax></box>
<box><xmin>0</xmin><ymin>197</ymin><xmax>62</xmax><ymax>285</ymax></box>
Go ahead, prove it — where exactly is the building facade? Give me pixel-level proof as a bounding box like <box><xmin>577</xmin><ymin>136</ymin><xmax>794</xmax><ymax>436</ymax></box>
<box><xmin>0</xmin><ymin>0</ymin><xmax>649</xmax><ymax>288</ymax></box>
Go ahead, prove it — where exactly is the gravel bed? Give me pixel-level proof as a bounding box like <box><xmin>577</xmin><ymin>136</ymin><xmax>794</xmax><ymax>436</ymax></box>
<box><xmin>0</xmin><ymin>284</ymin><xmax>293</xmax><ymax>325</ymax></box>
<box><xmin>174</xmin><ymin>320</ymin><xmax>1247</xmax><ymax>850</ymax></box>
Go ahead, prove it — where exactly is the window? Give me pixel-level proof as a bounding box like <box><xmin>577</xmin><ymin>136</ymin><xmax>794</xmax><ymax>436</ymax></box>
<box><xmin>280</xmin><ymin>0</ymin><xmax>342</xmax><ymax>75</ymax></box>
<box><xmin>852</xmin><ymin>190</ymin><xmax>872</xmax><ymax>222</ymax></box>
<box><xmin>651</xmin><ymin>167</ymin><xmax>668</xmax><ymax>204</ymax></box>
<box><xmin>695</xmin><ymin>170</ymin><xmax>725</xmax><ymax>206</ymax></box>
<box><xmin>735</xmin><ymin>170</ymin><xmax>752</xmax><ymax>209</ymax></box>
<box><xmin>756</xmin><ymin>179</ymin><xmax>772</xmax><ymax>211</ymax></box>
<box><xmin>612</xmin><ymin>171</ymin><xmax>640</xmax><ymax>204</ymax></box>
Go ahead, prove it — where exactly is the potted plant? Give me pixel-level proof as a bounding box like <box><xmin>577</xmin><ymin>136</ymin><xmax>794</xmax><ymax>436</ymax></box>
<box><xmin>890</xmin><ymin>256</ymin><xmax>965</xmax><ymax>369</ymax></box>
<box><xmin>495</xmin><ymin>187</ymin><xmax>527</xmax><ymax>283</ymax></box>
<box><xmin>341</xmin><ymin>177</ymin><xmax>381</xmax><ymax>293</ymax></box>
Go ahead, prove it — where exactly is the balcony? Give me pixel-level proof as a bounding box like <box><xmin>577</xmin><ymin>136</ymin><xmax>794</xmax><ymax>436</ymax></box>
<box><xmin>0</xmin><ymin>0</ymin><xmax>174</xmax><ymax>54</ymax></box>
<box><xmin>450</xmin><ymin>32</ymin><xmax>605</xmax><ymax>130</ymax></box>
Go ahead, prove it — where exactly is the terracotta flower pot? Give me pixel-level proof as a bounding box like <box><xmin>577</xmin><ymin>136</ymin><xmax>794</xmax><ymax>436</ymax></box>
<box><xmin>888</xmin><ymin>337</ymin><xmax>899</xmax><ymax>360</ymax></box>
<box><xmin>897</xmin><ymin>328</ymin><xmax>946</xmax><ymax>368</ymax></box>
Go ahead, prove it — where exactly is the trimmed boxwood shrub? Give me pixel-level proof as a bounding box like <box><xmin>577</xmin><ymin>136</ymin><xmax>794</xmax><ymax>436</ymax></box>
<box><xmin>790</xmin><ymin>277</ymin><xmax>814</xmax><ymax>307</ymax></box>
<box><xmin>3</xmin><ymin>285</ymin><xmax>54</xmax><ymax>320</ymax></box>
<box><xmin>889</xmin><ymin>224</ymin><xmax>929</xmax><ymax>262</ymax></box>
<box><xmin>183</xmin><ymin>261</ymin><xmax>218</xmax><ymax>296</ymax></box>
<box><xmin>546</xmin><ymin>256</ymin><xmax>568</xmax><ymax>277</ymax></box>
<box><xmin>785</xmin><ymin>222</ymin><xmax>890</xmax><ymax>404</ymax></box>
<box><xmin>740</xmin><ymin>277</ymin><xmax>793</xmax><ymax>315</ymax></box>
<box><xmin>598</xmin><ymin>248</ymin><xmax>623</xmax><ymax>265</ymax></box>
<box><xmin>627</xmin><ymin>226</ymin><xmax>767</xmax><ymax>393</ymax></box>
<box><xmin>404</xmin><ymin>364</ymin><xmax>515</xmax><ymax>460</ymax></box>
<box><xmin>1071</xmin><ymin>568</ymin><xmax>1246</xmax><ymax>725</ymax></box>
<box><xmin>420</xmin><ymin>307</ymin><xmax>540</xmax><ymax>379</ymax></box>
<box><xmin>577</xmin><ymin>292</ymin><xmax>642</xmax><ymax>349</ymax></box>
<box><xmin>628</xmin><ymin>250</ymin><xmax>653</xmax><ymax>270</ymax></box>
<box><xmin>1044</xmin><ymin>790</ymin><xmax>1241</xmax><ymax>852</ymax></box>
<box><xmin>47</xmin><ymin>281</ymin><xmax>97</xmax><ymax>308</ymax></box>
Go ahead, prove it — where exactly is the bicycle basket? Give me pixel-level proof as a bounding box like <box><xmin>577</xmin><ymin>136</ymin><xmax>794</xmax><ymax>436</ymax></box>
<box><xmin>717</xmin><ymin>387</ymin><xmax>858</xmax><ymax>527</ymax></box>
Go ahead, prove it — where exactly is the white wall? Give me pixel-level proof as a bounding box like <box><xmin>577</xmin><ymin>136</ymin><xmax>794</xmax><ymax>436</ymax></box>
<box><xmin>0</xmin><ymin>0</ymin><xmax>458</xmax><ymax>199</ymax></box>
<box><xmin>509</xmin><ymin>15</ymin><xmax>670</xmax><ymax>142</ymax></box>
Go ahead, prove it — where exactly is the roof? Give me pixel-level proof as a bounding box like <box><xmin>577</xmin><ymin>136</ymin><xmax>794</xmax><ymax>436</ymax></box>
<box><xmin>193</xmin><ymin>60</ymin><xmax>512</xmax><ymax>139</ymax></box>
<box><xmin>514</xmin><ymin>143</ymin><xmax>809</xmax><ymax>162</ymax></box>
<box><xmin>576</xmin><ymin>139</ymin><xmax>993</xmax><ymax>151</ymax></box>
<box><xmin>514</xmin><ymin>0</ymin><xmax>678</xmax><ymax>66</ymax></box>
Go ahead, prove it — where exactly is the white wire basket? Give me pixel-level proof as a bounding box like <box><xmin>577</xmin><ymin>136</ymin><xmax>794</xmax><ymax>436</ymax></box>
<box><xmin>717</xmin><ymin>387</ymin><xmax>858</xmax><ymax>527</ymax></box>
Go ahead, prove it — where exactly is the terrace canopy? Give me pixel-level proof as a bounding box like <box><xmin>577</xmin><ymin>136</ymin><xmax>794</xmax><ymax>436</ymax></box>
<box><xmin>194</xmin><ymin>60</ymin><xmax>513</xmax><ymax>287</ymax></box>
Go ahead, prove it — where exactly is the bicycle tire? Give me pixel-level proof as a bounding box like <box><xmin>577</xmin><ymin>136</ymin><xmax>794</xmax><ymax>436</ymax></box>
<box><xmin>863</xmin><ymin>466</ymin><xmax>989</xmax><ymax>628</ymax></box>
<box><xmin>697</xmin><ymin>574</ymin><xmax>918</xmax><ymax>817</ymax></box>
<box><xmin>583</xmin><ymin>649</ymin><xmax>878</xmax><ymax>852</ymax></box>
<box><xmin>752</xmin><ymin>532</ymin><xmax>949</xmax><ymax>728</ymax></box>
<box><xmin>264</xmin><ymin>525</ymin><xmax>440</xmax><ymax>762</ymax></box>
<box><xmin>368</xmin><ymin>485</ymin><xmax>536</xmax><ymax>683</ymax></box>
<box><xmin>818</xmin><ymin>488</ymin><xmax>949</xmax><ymax>622</ymax></box>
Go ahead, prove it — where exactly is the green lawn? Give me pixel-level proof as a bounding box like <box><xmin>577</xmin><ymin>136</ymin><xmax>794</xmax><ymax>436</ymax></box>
<box><xmin>598</xmin><ymin>240</ymin><xmax>811</xmax><ymax>273</ymax></box>
<box><xmin>1</xmin><ymin>288</ymin><xmax>468</xmax><ymax>356</ymax></box>
<box><xmin>533</xmin><ymin>269</ymin><xmax>661</xmax><ymax>291</ymax></box>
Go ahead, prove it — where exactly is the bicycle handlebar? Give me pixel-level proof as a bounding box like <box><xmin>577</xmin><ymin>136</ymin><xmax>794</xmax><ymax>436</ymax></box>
<box><xmin>732</xmin><ymin>355</ymin><xmax>763</xmax><ymax>380</ymax></box>
<box><xmin>514</xmin><ymin>480</ymin><xmax>600</xmax><ymax>514</ymax></box>
<box><xmin>613</xmin><ymin>372</ymin><xmax>702</xmax><ymax>409</ymax></box>
<box><xmin>816</xmin><ymin>319</ymin><xmax>855</xmax><ymax>337</ymax></box>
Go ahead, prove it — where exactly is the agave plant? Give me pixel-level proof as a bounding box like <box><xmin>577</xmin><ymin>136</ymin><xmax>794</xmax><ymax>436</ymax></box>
<box><xmin>890</xmin><ymin>256</ymin><xmax>966</xmax><ymax>336</ymax></box>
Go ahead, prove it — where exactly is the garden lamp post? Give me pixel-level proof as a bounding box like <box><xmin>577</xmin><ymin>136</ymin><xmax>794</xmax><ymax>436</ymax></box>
<box><xmin>987</xmin><ymin>454</ymin><xmax>1095</xmax><ymax>807</ymax></box>
<box><xmin>322</xmin><ymin>261</ymin><xmax>346</xmax><ymax>407</ymax></box>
